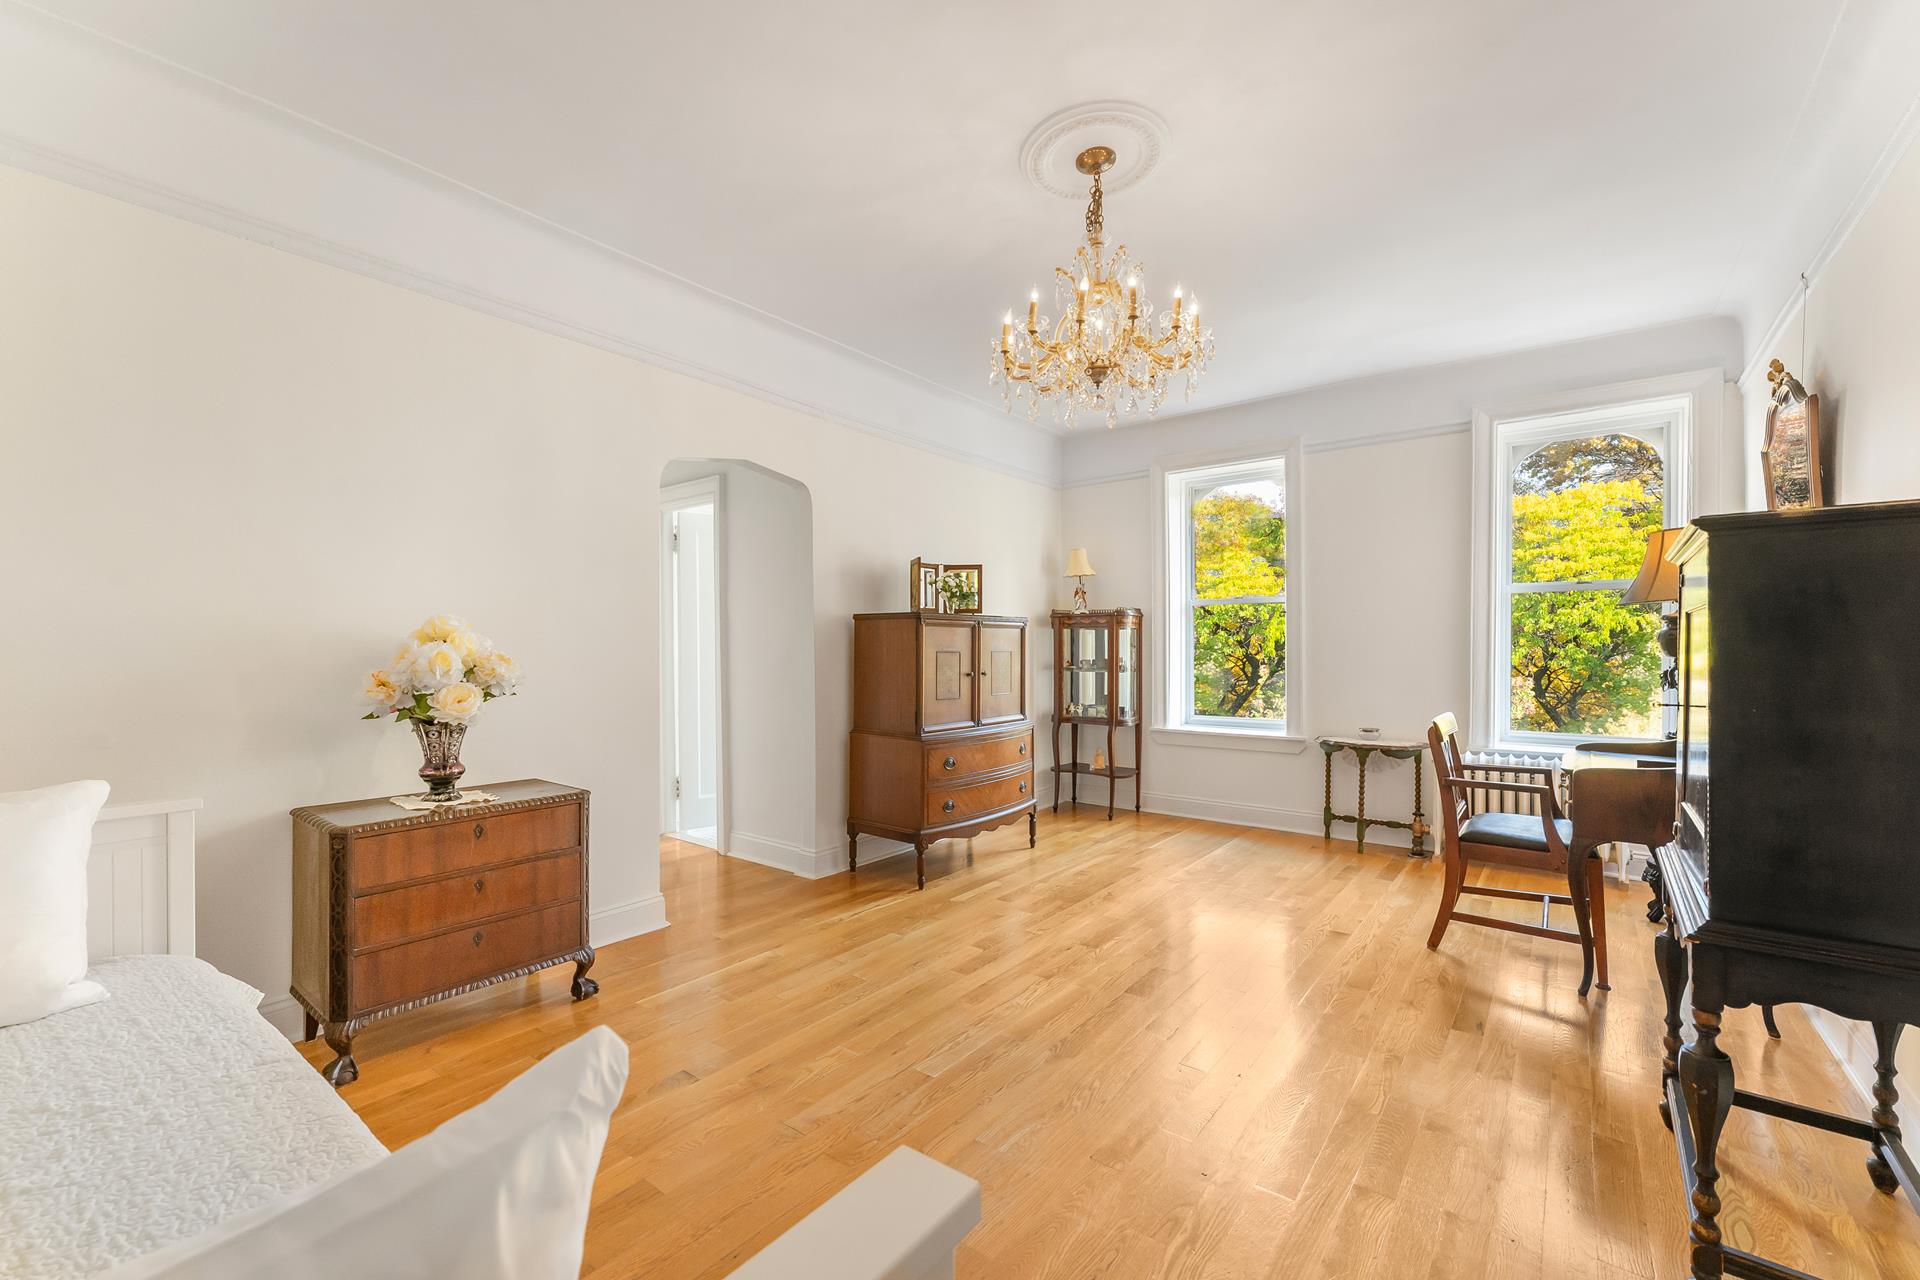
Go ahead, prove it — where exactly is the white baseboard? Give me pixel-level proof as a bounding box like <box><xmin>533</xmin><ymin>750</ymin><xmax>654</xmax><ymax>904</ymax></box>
<box><xmin>259</xmin><ymin>993</ymin><xmax>306</xmax><ymax>1042</ymax></box>
<box><xmin>591</xmin><ymin>892</ymin><xmax>669</xmax><ymax>948</ymax></box>
<box><xmin>1137</xmin><ymin>789</ymin><xmax>1415</xmax><ymax>850</ymax></box>
<box><xmin>729</xmin><ymin>829</ymin><xmax>841</xmax><ymax>878</ymax></box>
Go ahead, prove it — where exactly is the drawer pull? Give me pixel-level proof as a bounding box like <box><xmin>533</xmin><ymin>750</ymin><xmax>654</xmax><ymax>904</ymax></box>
<box><xmin>471</xmin><ymin>930</ymin><xmax>485</xmax><ymax>947</ymax></box>
<box><xmin>473</xmin><ymin>877</ymin><xmax>486</xmax><ymax>893</ymax></box>
<box><xmin>1019</xmin><ymin>781</ymin><xmax>1028</xmax><ymax>794</ymax></box>
<box><xmin>943</xmin><ymin>755</ymin><xmax>957</xmax><ymax>771</ymax></box>
<box><xmin>943</xmin><ymin>799</ymin><xmax>956</xmax><ymax>813</ymax></box>
<box><xmin>1018</xmin><ymin>741</ymin><xmax>1028</xmax><ymax>754</ymax></box>
<box><xmin>473</xmin><ymin>823</ymin><xmax>486</xmax><ymax>839</ymax></box>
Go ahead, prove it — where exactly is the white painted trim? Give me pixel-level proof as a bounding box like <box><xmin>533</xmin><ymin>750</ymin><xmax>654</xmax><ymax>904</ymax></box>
<box><xmin>1738</xmin><ymin>89</ymin><xmax>1920</xmax><ymax>387</ymax></box>
<box><xmin>590</xmin><ymin>893</ymin><xmax>670</xmax><ymax>948</ymax></box>
<box><xmin>1468</xmin><ymin>369</ymin><xmax>1721</xmax><ymax>751</ymax></box>
<box><xmin>1137</xmin><ymin>790</ymin><xmax>1414</xmax><ymax>849</ymax></box>
<box><xmin>1148</xmin><ymin>439</ymin><xmax>1308</xmax><ymax>742</ymax></box>
<box><xmin>1062</xmin><ymin>420</ymin><xmax>1472</xmax><ymax>489</ymax></box>
<box><xmin>0</xmin><ymin>4</ymin><xmax>1062</xmax><ymax>489</ymax></box>
<box><xmin>87</xmin><ymin>798</ymin><xmax>199</xmax><ymax>961</ymax></box>
<box><xmin>1148</xmin><ymin>726</ymin><xmax>1311</xmax><ymax>755</ymax></box>
<box><xmin>258</xmin><ymin>993</ymin><xmax>306</xmax><ymax>1042</ymax></box>
<box><xmin>1803</xmin><ymin>1007</ymin><xmax>1879</xmax><ymax>1111</ymax></box>
<box><xmin>659</xmin><ymin>476</ymin><xmax>730</xmax><ymax>857</ymax></box>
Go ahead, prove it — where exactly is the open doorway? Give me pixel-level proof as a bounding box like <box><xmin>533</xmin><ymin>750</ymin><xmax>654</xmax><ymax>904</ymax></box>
<box><xmin>660</xmin><ymin>478</ymin><xmax>723</xmax><ymax>850</ymax></box>
<box><xmin>659</xmin><ymin>459</ymin><xmax>816</xmax><ymax>875</ymax></box>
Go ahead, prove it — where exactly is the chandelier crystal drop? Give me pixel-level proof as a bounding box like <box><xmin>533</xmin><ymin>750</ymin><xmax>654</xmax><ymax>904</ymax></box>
<box><xmin>991</xmin><ymin>145</ymin><xmax>1215</xmax><ymax>428</ymax></box>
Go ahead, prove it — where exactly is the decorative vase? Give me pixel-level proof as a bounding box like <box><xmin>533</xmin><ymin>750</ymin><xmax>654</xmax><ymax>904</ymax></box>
<box><xmin>411</xmin><ymin>719</ymin><xmax>468</xmax><ymax>802</ymax></box>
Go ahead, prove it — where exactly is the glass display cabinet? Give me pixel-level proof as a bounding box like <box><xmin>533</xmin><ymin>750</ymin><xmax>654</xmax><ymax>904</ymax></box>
<box><xmin>1049</xmin><ymin>608</ymin><xmax>1142</xmax><ymax>819</ymax></box>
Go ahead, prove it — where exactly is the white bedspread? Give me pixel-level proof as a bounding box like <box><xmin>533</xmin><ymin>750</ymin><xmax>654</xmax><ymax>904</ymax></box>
<box><xmin>0</xmin><ymin>955</ymin><xmax>386</xmax><ymax>1279</ymax></box>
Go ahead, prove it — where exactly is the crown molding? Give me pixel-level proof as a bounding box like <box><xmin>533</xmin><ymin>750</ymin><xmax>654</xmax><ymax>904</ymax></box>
<box><xmin>0</xmin><ymin>3</ymin><xmax>1063</xmax><ymax>489</ymax></box>
<box><xmin>1736</xmin><ymin>85</ymin><xmax>1920</xmax><ymax>388</ymax></box>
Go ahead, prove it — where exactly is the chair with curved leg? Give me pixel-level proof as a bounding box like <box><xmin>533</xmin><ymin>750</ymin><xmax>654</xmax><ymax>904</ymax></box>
<box><xmin>1426</xmin><ymin>713</ymin><xmax>1601</xmax><ymax>995</ymax></box>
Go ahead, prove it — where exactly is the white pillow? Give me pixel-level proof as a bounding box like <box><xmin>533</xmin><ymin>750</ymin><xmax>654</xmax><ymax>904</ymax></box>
<box><xmin>0</xmin><ymin>779</ymin><xmax>110</xmax><ymax>1027</ymax></box>
<box><xmin>104</xmin><ymin>1025</ymin><xmax>630</xmax><ymax>1280</ymax></box>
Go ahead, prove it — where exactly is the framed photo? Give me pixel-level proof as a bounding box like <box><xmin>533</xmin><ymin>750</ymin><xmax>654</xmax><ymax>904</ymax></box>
<box><xmin>908</xmin><ymin>559</ymin><xmax>984</xmax><ymax>613</ymax></box>
<box><xmin>1761</xmin><ymin>391</ymin><xmax>1824</xmax><ymax>512</ymax></box>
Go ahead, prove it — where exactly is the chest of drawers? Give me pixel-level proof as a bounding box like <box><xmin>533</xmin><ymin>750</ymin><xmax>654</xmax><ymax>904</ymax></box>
<box><xmin>290</xmin><ymin>779</ymin><xmax>596</xmax><ymax>1086</ymax></box>
<box><xmin>848</xmin><ymin>612</ymin><xmax>1037</xmax><ymax>889</ymax></box>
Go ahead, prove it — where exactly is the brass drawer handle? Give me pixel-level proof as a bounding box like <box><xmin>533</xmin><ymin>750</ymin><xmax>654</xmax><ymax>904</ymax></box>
<box><xmin>473</xmin><ymin>877</ymin><xmax>485</xmax><ymax>893</ymax></box>
<box><xmin>471</xmin><ymin>930</ymin><xmax>485</xmax><ymax>947</ymax></box>
<box><xmin>943</xmin><ymin>799</ymin><xmax>956</xmax><ymax>813</ymax></box>
<box><xmin>473</xmin><ymin>823</ymin><xmax>486</xmax><ymax>838</ymax></box>
<box><xmin>1018</xmin><ymin>741</ymin><xmax>1027</xmax><ymax>754</ymax></box>
<box><xmin>943</xmin><ymin>755</ymin><xmax>957</xmax><ymax>771</ymax></box>
<box><xmin>1019</xmin><ymin>781</ymin><xmax>1028</xmax><ymax>794</ymax></box>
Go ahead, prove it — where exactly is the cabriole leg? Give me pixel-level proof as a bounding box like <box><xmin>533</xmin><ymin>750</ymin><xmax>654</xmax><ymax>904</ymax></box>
<box><xmin>571</xmin><ymin>948</ymin><xmax>599</xmax><ymax>1001</ymax></box>
<box><xmin>321</xmin><ymin>1024</ymin><xmax>359</xmax><ymax>1088</ymax></box>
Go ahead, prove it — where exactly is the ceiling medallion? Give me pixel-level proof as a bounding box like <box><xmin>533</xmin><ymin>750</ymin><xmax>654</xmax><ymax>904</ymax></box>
<box><xmin>991</xmin><ymin>142</ymin><xmax>1215</xmax><ymax>428</ymax></box>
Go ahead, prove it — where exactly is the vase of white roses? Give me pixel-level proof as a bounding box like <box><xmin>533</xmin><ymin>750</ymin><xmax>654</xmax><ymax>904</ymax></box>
<box><xmin>361</xmin><ymin>614</ymin><xmax>522</xmax><ymax>803</ymax></box>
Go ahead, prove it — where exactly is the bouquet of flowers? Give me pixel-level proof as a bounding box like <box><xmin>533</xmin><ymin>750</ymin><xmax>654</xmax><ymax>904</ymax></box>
<box><xmin>361</xmin><ymin>614</ymin><xmax>521</xmax><ymax>724</ymax></box>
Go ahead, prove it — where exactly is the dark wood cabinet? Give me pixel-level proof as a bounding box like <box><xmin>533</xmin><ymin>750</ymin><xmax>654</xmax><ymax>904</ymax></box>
<box><xmin>291</xmin><ymin>779</ymin><xmax>596</xmax><ymax>1086</ymax></box>
<box><xmin>1655</xmin><ymin>503</ymin><xmax>1920</xmax><ymax>1277</ymax></box>
<box><xmin>848</xmin><ymin>612</ymin><xmax>1037</xmax><ymax>889</ymax></box>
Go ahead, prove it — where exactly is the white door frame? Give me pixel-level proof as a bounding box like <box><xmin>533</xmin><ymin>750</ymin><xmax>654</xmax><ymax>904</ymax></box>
<box><xmin>659</xmin><ymin>476</ymin><xmax>729</xmax><ymax>854</ymax></box>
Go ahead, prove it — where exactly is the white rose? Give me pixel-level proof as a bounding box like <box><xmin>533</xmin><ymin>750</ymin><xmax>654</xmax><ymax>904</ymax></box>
<box><xmin>429</xmin><ymin>681</ymin><xmax>483</xmax><ymax>723</ymax></box>
<box><xmin>412</xmin><ymin>614</ymin><xmax>468</xmax><ymax>644</ymax></box>
<box><xmin>361</xmin><ymin>669</ymin><xmax>406</xmax><ymax>714</ymax></box>
<box><xmin>411</xmin><ymin>640</ymin><xmax>465</xmax><ymax>691</ymax></box>
<box><xmin>447</xmin><ymin>628</ymin><xmax>486</xmax><ymax>667</ymax></box>
<box><xmin>471</xmin><ymin>649</ymin><xmax>521</xmax><ymax>698</ymax></box>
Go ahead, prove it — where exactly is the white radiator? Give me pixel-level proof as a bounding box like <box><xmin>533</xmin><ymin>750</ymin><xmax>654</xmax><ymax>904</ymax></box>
<box><xmin>1459</xmin><ymin>750</ymin><xmax>1560</xmax><ymax>817</ymax></box>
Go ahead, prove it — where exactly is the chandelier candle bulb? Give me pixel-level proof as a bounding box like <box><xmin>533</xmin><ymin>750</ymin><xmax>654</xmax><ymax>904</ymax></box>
<box><xmin>1028</xmin><ymin>289</ymin><xmax>1039</xmax><ymax>333</ymax></box>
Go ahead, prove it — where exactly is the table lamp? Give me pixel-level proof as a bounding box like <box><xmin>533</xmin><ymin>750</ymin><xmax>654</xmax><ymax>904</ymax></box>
<box><xmin>1620</xmin><ymin>526</ymin><xmax>1685</xmax><ymax>656</ymax></box>
<box><xmin>1064</xmin><ymin>547</ymin><xmax>1095</xmax><ymax>614</ymax></box>
<box><xmin>1621</xmin><ymin>527</ymin><xmax>1685</xmax><ymax>728</ymax></box>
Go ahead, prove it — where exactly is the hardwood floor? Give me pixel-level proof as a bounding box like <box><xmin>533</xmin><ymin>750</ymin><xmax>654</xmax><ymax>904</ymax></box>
<box><xmin>301</xmin><ymin>807</ymin><xmax>1920</xmax><ymax>1278</ymax></box>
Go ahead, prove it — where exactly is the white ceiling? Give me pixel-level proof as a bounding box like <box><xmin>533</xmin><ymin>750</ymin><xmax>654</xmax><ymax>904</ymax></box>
<box><xmin>19</xmin><ymin>0</ymin><xmax>1920</xmax><ymax>428</ymax></box>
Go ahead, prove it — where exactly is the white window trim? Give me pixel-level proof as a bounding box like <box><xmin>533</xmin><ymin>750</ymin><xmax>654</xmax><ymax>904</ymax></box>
<box><xmin>1148</xmin><ymin>440</ymin><xmax>1309</xmax><ymax>755</ymax></box>
<box><xmin>1468</xmin><ymin>369</ymin><xmax>1724</xmax><ymax>753</ymax></box>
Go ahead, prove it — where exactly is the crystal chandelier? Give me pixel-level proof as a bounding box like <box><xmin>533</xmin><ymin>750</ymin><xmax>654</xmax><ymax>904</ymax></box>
<box><xmin>991</xmin><ymin>145</ymin><xmax>1215</xmax><ymax>427</ymax></box>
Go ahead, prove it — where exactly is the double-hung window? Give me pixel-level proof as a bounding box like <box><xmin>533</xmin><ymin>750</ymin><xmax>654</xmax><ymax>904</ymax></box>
<box><xmin>1160</xmin><ymin>453</ymin><xmax>1294</xmax><ymax>735</ymax></box>
<box><xmin>1480</xmin><ymin>395</ymin><xmax>1689</xmax><ymax>747</ymax></box>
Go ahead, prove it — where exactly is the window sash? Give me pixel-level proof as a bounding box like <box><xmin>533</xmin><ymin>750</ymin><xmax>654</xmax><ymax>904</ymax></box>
<box><xmin>1492</xmin><ymin>406</ymin><xmax>1682</xmax><ymax>744</ymax></box>
<box><xmin>1176</xmin><ymin>463</ymin><xmax>1290</xmax><ymax>730</ymax></box>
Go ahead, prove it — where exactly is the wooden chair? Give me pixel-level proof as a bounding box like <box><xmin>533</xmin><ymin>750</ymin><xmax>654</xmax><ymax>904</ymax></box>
<box><xmin>1426</xmin><ymin>713</ymin><xmax>1601</xmax><ymax>995</ymax></box>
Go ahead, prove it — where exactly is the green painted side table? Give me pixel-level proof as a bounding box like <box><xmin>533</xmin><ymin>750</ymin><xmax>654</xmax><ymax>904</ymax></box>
<box><xmin>1317</xmin><ymin>735</ymin><xmax>1429</xmax><ymax>857</ymax></box>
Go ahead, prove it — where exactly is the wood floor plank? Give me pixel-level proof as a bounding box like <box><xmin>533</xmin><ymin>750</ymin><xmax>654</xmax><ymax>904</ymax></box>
<box><xmin>301</xmin><ymin>808</ymin><xmax>1920</xmax><ymax>1277</ymax></box>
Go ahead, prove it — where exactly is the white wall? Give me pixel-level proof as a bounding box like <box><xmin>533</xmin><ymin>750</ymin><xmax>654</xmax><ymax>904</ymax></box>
<box><xmin>1736</xmin><ymin>126</ymin><xmax>1920</xmax><ymax>1104</ymax></box>
<box><xmin>0</xmin><ymin>164</ymin><xmax>1059</xmax><ymax>1033</ymax></box>
<box><xmin>1060</xmin><ymin>320</ymin><xmax>1741</xmax><ymax>844</ymax></box>
<box><xmin>659</xmin><ymin>459</ymin><xmax>818</xmax><ymax>872</ymax></box>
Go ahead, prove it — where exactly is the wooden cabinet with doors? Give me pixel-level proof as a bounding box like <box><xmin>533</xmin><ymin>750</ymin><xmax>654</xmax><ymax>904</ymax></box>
<box><xmin>849</xmin><ymin>612</ymin><xmax>1037</xmax><ymax>889</ymax></box>
<box><xmin>1050</xmin><ymin>609</ymin><xmax>1143</xmax><ymax>819</ymax></box>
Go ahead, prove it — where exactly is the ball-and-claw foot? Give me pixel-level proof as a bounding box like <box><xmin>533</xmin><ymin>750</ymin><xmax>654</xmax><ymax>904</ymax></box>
<box><xmin>1868</xmin><ymin>1153</ymin><xmax>1900</xmax><ymax>1194</ymax></box>
<box><xmin>571</xmin><ymin>974</ymin><xmax>599</xmax><ymax>1001</ymax></box>
<box><xmin>322</xmin><ymin>1054</ymin><xmax>359</xmax><ymax>1088</ymax></box>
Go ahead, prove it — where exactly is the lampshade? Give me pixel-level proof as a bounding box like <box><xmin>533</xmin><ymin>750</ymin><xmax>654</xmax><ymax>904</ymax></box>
<box><xmin>1620</xmin><ymin>527</ymin><xmax>1685</xmax><ymax>605</ymax></box>
<box><xmin>1064</xmin><ymin>547</ymin><xmax>1096</xmax><ymax>579</ymax></box>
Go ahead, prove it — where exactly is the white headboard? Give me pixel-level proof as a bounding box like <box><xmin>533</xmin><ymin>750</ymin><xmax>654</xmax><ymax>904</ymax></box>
<box><xmin>86</xmin><ymin>798</ymin><xmax>201</xmax><ymax>960</ymax></box>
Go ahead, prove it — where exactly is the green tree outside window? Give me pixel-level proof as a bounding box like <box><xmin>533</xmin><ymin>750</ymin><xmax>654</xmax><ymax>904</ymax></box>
<box><xmin>1508</xmin><ymin>435</ymin><xmax>1664</xmax><ymax>735</ymax></box>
